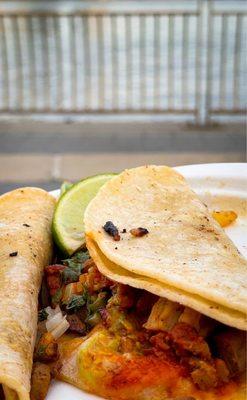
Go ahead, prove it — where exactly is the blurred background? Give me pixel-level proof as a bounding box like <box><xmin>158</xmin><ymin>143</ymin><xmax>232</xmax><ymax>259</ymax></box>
<box><xmin>0</xmin><ymin>0</ymin><xmax>246</xmax><ymax>194</ymax></box>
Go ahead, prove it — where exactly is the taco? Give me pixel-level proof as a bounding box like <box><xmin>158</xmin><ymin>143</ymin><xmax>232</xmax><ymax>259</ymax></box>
<box><xmin>41</xmin><ymin>166</ymin><xmax>246</xmax><ymax>400</ymax></box>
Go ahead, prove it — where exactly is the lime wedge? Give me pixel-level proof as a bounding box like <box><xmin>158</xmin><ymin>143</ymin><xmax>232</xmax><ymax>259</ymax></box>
<box><xmin>52</xmin><ymin>174</ymin><xmax>115</xmax><ymax>255</ymax></box>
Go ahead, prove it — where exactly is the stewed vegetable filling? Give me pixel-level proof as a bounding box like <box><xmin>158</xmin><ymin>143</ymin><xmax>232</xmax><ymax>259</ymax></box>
<box><xmin>33</xmin><ymin>247</ymin><xmax>245</xmax><ymax>399</ymax></box>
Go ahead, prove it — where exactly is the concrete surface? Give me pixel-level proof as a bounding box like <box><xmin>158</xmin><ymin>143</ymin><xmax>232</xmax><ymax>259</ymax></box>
<box><xmin>0</xmin><ymin>121</ymin><xmax>245</xmax><ymax>154</ymax></box>
<box><xmin>0</xmin><ymin>121</ymin><xmax>246</xmax><ymax>194</ymax></box>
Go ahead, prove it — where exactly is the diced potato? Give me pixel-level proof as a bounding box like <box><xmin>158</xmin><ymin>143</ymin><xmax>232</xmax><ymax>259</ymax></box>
<box><xmin>144</xmin><ymin>298</ymin><xmax>183</xmax><ymax>331</ymax></box>
<box><xmin>35</xmin><ymin>320</ymin><xmax>47</xmax><ymax>344</ymax></box>
<box><xmin>76</xmin><ymin>282</ymin><xmax>83</xmax><ymax>292</ymax></box>
<box><xmin>35</xmin><ymin>332</ymin><xmax>58</xmax><ymax>362</ymax></box>
<box><xmin>179</xmin><ymin>308</ymin><xmax>201</xmax><ymax>332</ymax></box>
<box><xmin>62</xmin><ymin>281</ymin><xmax>83</xmax><ymax>303</ymax></box>
<box><xmin>79</xmin><ymin>274</ymin><xmax>87</xmax><ymax>285</ymax></box>
<box><xmin>178</xmin><ymin>307</ymin><xmax>216</xmax><ymax>337</ymax></box>
<box><xmin>79</xmin><ymin>265</ymin><xmax>111</xmax><ymax>292</ymax></box>
<box><xmin>30</xmin><ymin>362</ymin><xmax>51</xmax><ymax>400</ymax></box>
<box><xmin>212</xmin><ymin>210</ymin><xmax>237</xmax><ymax>228</ymax></box>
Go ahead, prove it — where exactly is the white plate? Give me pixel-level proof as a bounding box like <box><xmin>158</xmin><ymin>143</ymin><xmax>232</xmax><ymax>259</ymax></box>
<box><xmin>46</xmin><ymin>162</ymin><xmax>247</xmax><ymax>400</ymax></box>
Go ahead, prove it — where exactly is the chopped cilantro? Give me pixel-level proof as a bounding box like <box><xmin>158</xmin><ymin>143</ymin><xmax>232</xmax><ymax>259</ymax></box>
<box><xmin>35</xmin><ymin>344</ymin><xmax>46</xmax><ymax>358</ymax></box>
<box><xmin>86</xmin><ymin>311</ymin><xmax>102</xmax><ymax>327</ymax></box>
<box><xmin>85</xmin><ymin>292</ymin><xmax>108</xmax><ymax>326</ymax></box>
<box><xmin>63</xmin><ymin>250</ymin><xmax>90</xmax><ymax>268</ymax></box>
<box><xmin>62</xmin><ymin>267</ymin><xmax>81</xmax><ymax>284</ymax></box>
<box><xmin>87</xmin><ymin>292</ymin><xmax>108</xmax><ymax>314</ymax></box>
<box><xmin>66</xmin><ymin>294</ymin><xmax>87</xmax><ymax>312</ymax></box>
<box><xmin>61</xmin><ymin>250</ymin><xmax>90</xmax><ymax>284</ymax></box>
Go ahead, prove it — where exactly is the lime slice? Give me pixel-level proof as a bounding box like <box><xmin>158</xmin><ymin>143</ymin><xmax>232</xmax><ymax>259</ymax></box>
<box><xmin>52</xmin><ymin>174</ymin><xmax>115</xmax><ymax>255</ymax></box>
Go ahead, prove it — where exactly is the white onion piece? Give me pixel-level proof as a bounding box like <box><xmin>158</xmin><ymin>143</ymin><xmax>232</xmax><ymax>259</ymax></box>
<box><xmin>45</xmin><ymin>305</ymin><xmax>69</xmax><ymax>339</ymax></box>
<box><xmin>54</xmin><ymin>305</ymin><xmax>62</xmax><ymax>315</ymax></box>
<box><xmin>46</xmin><ymin>312</ymin><xmax>64</xmax><ymax>332</ymax></box>
<box><xmin>45</xmin><ymin>305</ymin><xmax>61</xmax><ymax>319</ymax></box>
<box><xmin>51</xmin><ymin>317</ymin><xmax>70</xmax><ymax>340</ymax></box>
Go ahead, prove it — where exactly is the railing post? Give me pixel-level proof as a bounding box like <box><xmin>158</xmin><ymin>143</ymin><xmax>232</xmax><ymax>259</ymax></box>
<box><xmin>196</xmin><ymin>0</ymin><xmax>212</xmax><ymax>125</ymax></box>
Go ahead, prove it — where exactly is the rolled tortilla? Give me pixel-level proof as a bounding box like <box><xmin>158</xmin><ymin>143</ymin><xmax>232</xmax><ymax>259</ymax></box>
<box><xmin>0</xmin><ymin>188</ymin><xmax>55</xmax><ymax>400</ymax></box>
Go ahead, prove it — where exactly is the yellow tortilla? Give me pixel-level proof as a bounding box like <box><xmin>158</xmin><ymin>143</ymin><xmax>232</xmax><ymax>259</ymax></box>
<box><xmin>0</xmin><ymin>188</ymin><xmax>55</xmax><ymax>400</ymax></box>
<box><xmin>56</xmin><ymin>325</ymin><xmax>246</xmax><ymax>400</ymax></box>
<box><xmin>87</xmin><ymin>237</ymin><xmax>247</xmax><ymax>330</ymax></box>
<box><xmin>84</xmin><ymin>165</ymin><xmax>247</xmax><ymax>329</ymax></box>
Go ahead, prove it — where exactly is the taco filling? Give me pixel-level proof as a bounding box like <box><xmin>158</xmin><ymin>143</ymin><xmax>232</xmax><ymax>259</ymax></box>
<box><xmin>33</xmin><ymin>248</ymin><xmax>246</xmax><ymax>400</ymax></box>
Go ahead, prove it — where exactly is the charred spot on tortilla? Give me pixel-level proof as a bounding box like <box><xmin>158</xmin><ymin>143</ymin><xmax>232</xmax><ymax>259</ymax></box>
<box><xmin>23</xmin><ymin>223</ymin><xmax>31</xmax><ymax>227</ymax></box>
<box><xmin>9</xmin><ymin>251</ymin><xmax>18</xmax><ymax>257</ymax></box>
<box><xmin>130</xmin><ymin>227</ymin><xmax>149</xmax><ymax>237</ymax></box>
<box><xmin>122</xmin><ymin>228</ymin><xmax>127</xmax><ymax>233</ymax></box>
<box><xmin>103</xmin><ymin>221</ymin><xmax>120</xmax><ymax>241</ymax></box>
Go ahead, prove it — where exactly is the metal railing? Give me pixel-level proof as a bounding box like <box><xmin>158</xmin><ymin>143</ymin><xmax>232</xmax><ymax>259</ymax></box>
<box><xmin>0</xmin><ymin>0</ymin><xmax>246</xmax><ymax>124</ymax></box>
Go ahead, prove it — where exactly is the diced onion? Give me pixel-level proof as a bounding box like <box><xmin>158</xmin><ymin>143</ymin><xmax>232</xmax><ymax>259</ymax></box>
<box><xmin>45</xmin><ymin>305</ymin><xmax>61</xmax><ymax>319</ymax></box>
<box><xmin>45</xmin><ymin>305</ymin><xmax>69</xmax><ymax>339</ymax></box>
<box><xmin>51</xmin><ymin>316</ymin><xmax>70</xmax><ymax>340</ymax></box>
<box><xmin>46</xmin><ymin>312</ymin><xmax>64</xmax><ymax>332</ymax></box>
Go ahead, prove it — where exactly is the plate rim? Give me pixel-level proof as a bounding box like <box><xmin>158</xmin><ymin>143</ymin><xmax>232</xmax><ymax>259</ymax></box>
<box><xmin>49</xmin><ymin>162</ymin><xmax>247</xmax><ymax>197</ymax></box>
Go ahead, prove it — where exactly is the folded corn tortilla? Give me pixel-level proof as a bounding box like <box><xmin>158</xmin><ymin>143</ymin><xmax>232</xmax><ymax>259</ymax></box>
<box><xmin>84</xmin><ymin>165</ymin><xmax>247</xmax><ymax>329</ymax></box>
<box><xmin>86</xmin><ymin>237</ymin><xmax>246</xmax><ymax>330</ymax></box>
<box><xmin>0</xmin><ymin>188</ymin><xmax>55</xmax><ymax>400</ymax></box>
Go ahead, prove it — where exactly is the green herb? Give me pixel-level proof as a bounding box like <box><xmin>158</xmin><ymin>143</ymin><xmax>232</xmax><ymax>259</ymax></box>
<box><xmin>65</xmin><ymin>290</ymin><xmax>108</xmax><ymax>328</ymax></box>
<box><xmin>62</xmin><ymin>267</ymin><xmax>81</xmax><ymax>284</ymax></box>
<box><xmin>85</xmin><ymin>292</ymin><xmax>108</xmax><ymax>326</ymax></box>
<box><xmin>62</xmin><ymin>250</ymin><xmax>90</xmax><ymax>284</ymax></box>
<box><xmin>38</xmin><ymin>308</ymin><xmax>48</xmax><ymax>322</ymax></box>
<box><xmin>86</xmin><ymin>311</ymin><xmax>102</xmax><ymax>327</ymax></box>
<box><xmin>51</xmin><ymin>288</ymin><xmax>63</xmax><ymax>306</ymax></box>
<box><xmin>35</xmin><ymin>344</ymin><xmax>46</xmax><ymax>357</ymax></box>
<box><xmin>66</xmin><ymin>294</ymin><xmax>87</xmax><ymax>312</ymax></box>
<box><xmin>87</xmin><ymin>292</ymin><xmax>108</xmax><ymax>314</ymax></box>
<box><xmin>60</xmin><ymin>181</ymin><xmax>73</xmax><ymax>195</ymax></box>
<box><xmin>63</xmin><ymin>250</ymin><xmax>90</xmax><ymax>268</ymax></box>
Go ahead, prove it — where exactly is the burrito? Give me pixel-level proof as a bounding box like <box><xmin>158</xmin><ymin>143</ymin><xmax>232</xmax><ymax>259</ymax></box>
<box><xmin>0</xmin><ymin>188</ymin><xmax>55</xmax><ymax>400</ymax></box>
